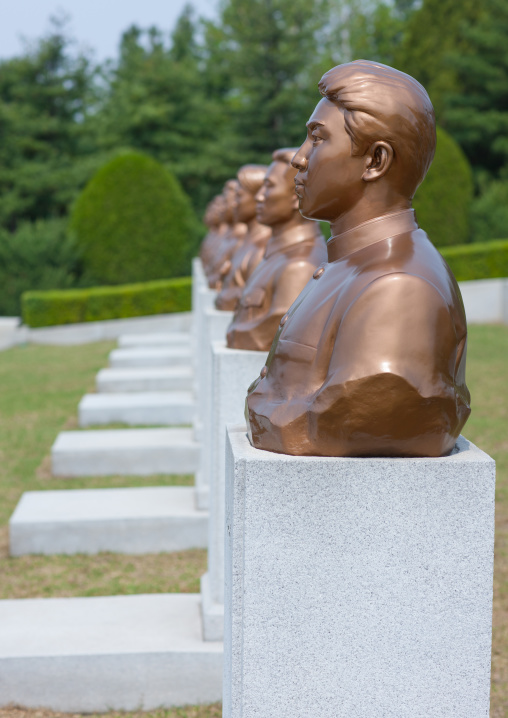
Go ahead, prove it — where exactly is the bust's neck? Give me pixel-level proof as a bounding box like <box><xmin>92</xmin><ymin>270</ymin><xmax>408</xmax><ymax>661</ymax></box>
<box><xmin>330</xmin><ymin>197</ymin><xmax>411</xmax><ymax>238</ymax></box>
<box><xmin>271</xmin><ymin>213</ymin><xmax>317</xmax><ymax>242</ymax></box>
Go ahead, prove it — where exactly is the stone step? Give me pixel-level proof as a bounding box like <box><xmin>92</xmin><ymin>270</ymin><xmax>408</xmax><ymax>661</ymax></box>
<box><xmin>109</xmin><ymin>346</ymin><xmax>192</xmax><ymax>369</ymax></box>
<box><xmin>9</xmin><ymin>486</ymin><xmax>207</xmax><ymax>555</ymax></box>
<box><xmin>79</xmin><ymin>392</ymin><xmax>194</xmax><ymax>426</ymax></box>
<box><xmin>96</xmin><ymin>366</ymin><xmax>193</xmax><ymax>393</ymax></box>
<box><xmin>0</xmin><ymin>593</ymin><xmax>222</xmax><ymax>712</ymax></box>
<box><xmin>51</xmin><ymin>428</ymin><xmax>199</xmax><ymax>477</ymax></box>
<box><xmin>118</xmin><ymin>331</ymin><xmax>191</xmax><ymax>348</ymax></box>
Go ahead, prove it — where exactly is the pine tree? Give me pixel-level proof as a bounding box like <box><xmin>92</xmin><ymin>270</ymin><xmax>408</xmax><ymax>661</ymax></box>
<box><xmin>0</xmin><ymin>17</ymin><xmax>100</xmax><ymax>231</ymax></box>
<box><xmin>441</xmin><ymin>0</ymin><xmax>508</xmax><ymax>178</ymax></box>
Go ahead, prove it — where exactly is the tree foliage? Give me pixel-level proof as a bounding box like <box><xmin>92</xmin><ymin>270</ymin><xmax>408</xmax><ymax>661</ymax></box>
<box><xmin>0</xmin><ymin>0</ymin><xmax>505</xmax><ymax>314</ymax></box>
<box><xmin>0</xmin><ymin>219</ymin><xmax>84</xmax><ymax>315</ymax></box>
<box><xmin>0</xmin><ymin>17</ymin><xmax>104</xmax><ymax>232</ymax></box>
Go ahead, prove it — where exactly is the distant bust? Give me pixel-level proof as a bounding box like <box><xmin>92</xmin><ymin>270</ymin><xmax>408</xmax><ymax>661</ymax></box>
<box><xmin>226</xmin><ymin>148</ymin><xmax>326</xmax><ymax>351</ymax></box>
<box><xmin>206</xmin><ymin>180</ymin><xmax>247</xmax><ymax>290</ymax></box>
<box><xmin>215</xmin><ymin>165</ymin><xmax>271</xmax><ymax>311</ymax></box>
<box><xmin>200</xmin><ymin>196</ymin><xmax>226</xmax><ymax>270</ymax></box>
<box><xmin>246</xmin><ymin>61</ymin><xmax>470</xmax><ymax>457</ymax></box>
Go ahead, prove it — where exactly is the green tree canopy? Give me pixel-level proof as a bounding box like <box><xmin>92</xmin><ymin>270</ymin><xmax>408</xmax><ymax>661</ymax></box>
<box><xmin>441</xmin><ymin>0</ymin><xmax>508</xmax><ymax>179</ymax></box>
<box><xmin>0</xmin><ymin>17</ymin><xmax>103</xmax><ymax>232</ymax></box>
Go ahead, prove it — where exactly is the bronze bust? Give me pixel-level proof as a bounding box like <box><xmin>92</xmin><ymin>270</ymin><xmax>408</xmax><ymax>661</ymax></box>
<box><xmin>206</xmin><ymin>180</ymin><xmax>247</xmax><ymax>290</ymax></box>
<box><xmin>215</xmin><ymin>165</ymin><xmax>271</xmax><ymax>311</ymax></box>
<box><xmin>200</xmin><ymin>196</ymin><xmax>227</xmax><ymax>272</ymax></box>
<box><xmin>226</xmin><ymin>148</ymin><xmax>326</xmax><ymax>351</ymax></box>
<box><xmin>246</xmin><ymin>61</ymin><xmax>470</xmax><ymax>458</ymax></box>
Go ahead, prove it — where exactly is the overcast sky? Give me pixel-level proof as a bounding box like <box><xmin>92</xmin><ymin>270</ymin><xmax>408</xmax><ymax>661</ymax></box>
<box><xmin>0</xmin><ymin>0</ymin><xmax>218</xmax><ymax>61</ymax></box>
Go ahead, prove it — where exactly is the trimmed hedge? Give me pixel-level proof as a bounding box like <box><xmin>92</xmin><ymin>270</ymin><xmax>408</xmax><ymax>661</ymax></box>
<box><xmin>20</xmin><ymin>239</ymin><xmax>508</xmax><ymax>328</ymax></box>
<box><xmin>440</xmin><ymin>239</ymin><xmax>508</xmax><ymax>282</ymax></box>
<box><xmin>70</xmin><ymin>152</ymin><xmax>200</xmax><ymax>285</ymax></box>
<box><xmin>22</xmin><ymin>277</ymin><xmax>192</xmax><ymax>328</ymax></box>
<box><xmin>413</xmin><ymin>127</ymin><xmax>474</xmax><ymax>247</ymax></box>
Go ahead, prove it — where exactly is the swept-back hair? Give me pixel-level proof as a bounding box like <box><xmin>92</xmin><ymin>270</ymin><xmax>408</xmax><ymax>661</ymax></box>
<box><xmin>318</xmin><ymin>60</ymin><xmax>436</xmax><ymax>197</ymax></box>
<box><xmin>237</xmin><ymin>165</ymin><xmax>268</xmax><ymax>195</ymax></box>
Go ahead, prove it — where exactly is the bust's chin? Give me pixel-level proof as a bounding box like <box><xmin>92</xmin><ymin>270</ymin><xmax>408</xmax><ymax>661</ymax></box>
<box><xmin>298</xmin><ymin>203</ymin><xmax>325</xmax><ymax>223</ymax></box>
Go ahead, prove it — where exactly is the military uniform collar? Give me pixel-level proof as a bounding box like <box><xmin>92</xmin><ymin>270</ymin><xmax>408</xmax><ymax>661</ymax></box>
<box><xmin>327</xmin><ymin>209</ymin><xmax>418</xmax><ymax>263</ymax></box>
<box><xmin>264</xmin><ymin>222</ymin><xmax>321</xmax><ymax>259</ymax></box>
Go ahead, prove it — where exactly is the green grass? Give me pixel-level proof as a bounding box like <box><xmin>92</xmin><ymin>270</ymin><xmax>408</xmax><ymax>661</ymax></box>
<box><xmin>465</xmin><ymin>325</ymin><xmax>508</xmax><ymax>718</ymax></box>
<box><xmin>0</xmin><ymin>340</ymin><xmax>200</xmax><ymax>603</ymax></box>
<box><xmin>0</xmin><ymin>341</ymin><xmax>193</xmax><ymax>527</ymax></box>
<box><xmin>0</xmin><ymin>705</ymin><xmax>222</xmax><ymax>718</ymax></box>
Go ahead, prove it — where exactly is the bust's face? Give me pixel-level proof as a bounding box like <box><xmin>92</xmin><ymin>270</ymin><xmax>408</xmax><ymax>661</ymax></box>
<box><xmin>255</xmin><ymin>161</ymin><xmax>296</xmax><ymax>227</ymax></box>
<box><xmin>223</xmin><ymin>182</ymin><xmax>238</xmax><ymax>224</ymax></box>
<box><xmin>293</xmin><ymin>98</ymin><xmax>365</xmax><ymax>224</ymax></box>
<box><xmin>235</xmin><ymin>183</ymin><xmax>257</xmax><ymax>223</ymax></box>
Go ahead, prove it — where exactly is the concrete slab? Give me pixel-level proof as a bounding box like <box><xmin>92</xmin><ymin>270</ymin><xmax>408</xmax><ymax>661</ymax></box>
<box><xmin>9</xmin><ymin>486</ymin><xmax>207</xmax><ymax>555</ymax></box>
<box><xmin>96</xmin><ymin>367</ymin><xmax>193</xmax><ymax>393</ymax></box>
<box><xmin>78</xmin><ymin>392</ymin><xmax>194</xmax><ymax>426</ymax></box>
<box><xmin>0</xmin><ymin>593</ymin><xmax>222</xmax><ymax>712</ymax></box>
<box><xmin>27</xmin><ymin>312</ymin><xmax>192</xmax><ymax>346</ymax></box>
<box><xmin>109</xmin><ymin>347</ymin><xmax>192</xmax><ymax>368</ymax></box>
<box><xmin>118</xmin><ymin>332</ymin><xmax>190</xmax><ymax>348</ymax></box>
<box><xmin>51</xmin><ymin>428</ymin><xmax>199</xmax><ymax>477</ymax></box>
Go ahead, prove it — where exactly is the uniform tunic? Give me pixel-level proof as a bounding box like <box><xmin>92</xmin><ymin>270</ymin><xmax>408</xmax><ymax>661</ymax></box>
<box><xmin>215</xmin><ymin>222</ymin><xmax>272</xmax><ymax>311</ymax></box>
<box><xmin>246</xmin><ymin>209</ymin><xmax>470</xmax><ymax>457</ymax></box>
<box><xmin>226</xmin><ymin>223</ymin><xmax>326</xmax><ymax>352</ymax></box>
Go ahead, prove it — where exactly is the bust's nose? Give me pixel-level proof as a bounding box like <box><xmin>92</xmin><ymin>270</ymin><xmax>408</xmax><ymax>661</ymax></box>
<box><xmin>291</xmin><ymin>148</ymin><xmax>308</xmax><ymax>171</ymax></box>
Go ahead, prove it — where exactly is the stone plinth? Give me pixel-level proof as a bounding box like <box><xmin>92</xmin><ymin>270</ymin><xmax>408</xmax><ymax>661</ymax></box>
<box><xmin>201</xmin><ymin>343</ymin><xmax>266</xmax><ymax>641</ymax></box>
<box><xmin>0</xmin><ymin>593</ymin><xmax>222</xmax><ymax>712</ymax></box>
<box><xmin>10</xmin><ymin>486</ymin><xmax>207</xmax><ymax>555</ymax></box>
<box><xmin>117</xmin><ymin>332</ymin><xmax>190</xmax><ymax>348</ymax></box>
<box><xmin>78</xmin><ymin>392</ymin><xmax>194</xmax><ymax>426</ymax></box>
<box><xmin>109</xmin><ymin>347</ymin><xmax>191</xmax><ymax>369</ymax></box>
<box><xmin>96</xmin><ymin>367</ymin><xmax>193</xmax><ymax>393</ymax></box>
<box><xmin>51</xmin><ymin>428</ymin><xmax>199</xmax><ymax>477</ymax></box>
<box><xmin>193</xmin><ymin>308</ymin><xmax>233</xmax><ymax>510</ymax></box>
<box><xmin>224</xmin><ymin>427</ymin><xmax>495</xmax><ymax>718</ymax></box>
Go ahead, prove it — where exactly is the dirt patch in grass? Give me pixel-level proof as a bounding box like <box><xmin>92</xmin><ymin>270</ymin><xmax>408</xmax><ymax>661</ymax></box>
<box><xmin>0</xmin><ymin>704</ymin><xmax>222</xmax><ymax>718</ymax></box>
<box><xmin>0</xmin><ymin>548</ymin><xmax>207</xmax><ymax>599</ymax></box>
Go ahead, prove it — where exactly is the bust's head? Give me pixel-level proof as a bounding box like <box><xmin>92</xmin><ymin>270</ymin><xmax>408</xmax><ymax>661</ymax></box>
<box><xmin>235</xmin><ymin>165</ymin><xmax>268</xmax><ymax>224</ymax></box>
<box><xmin>255</xmin><ymin>148</ymin><xmax>300</xmax><ymax>228</ymax></box>
<box><xmin>222</xmin><ymin>179</ymin><xmax>239</xmax><ymax>225</ymax></box>
<box><xmin>292</xmin><ymin>60</ymin><xmax>436</xmax><ymax>225</ymax></box>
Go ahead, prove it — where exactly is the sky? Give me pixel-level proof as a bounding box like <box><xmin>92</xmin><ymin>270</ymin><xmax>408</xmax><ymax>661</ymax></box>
<box><xmin>0</xmin><ymin>0</ymin><xmax>218</xmax><ymax>61</ymax></box>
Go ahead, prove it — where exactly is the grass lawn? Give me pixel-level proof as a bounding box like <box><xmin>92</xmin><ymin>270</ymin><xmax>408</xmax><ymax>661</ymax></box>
<box><xmin>0</xmin><ymin>341</ymin><xmax>201</xmax><ymax>599</ymax></box>
<box><xmin>0</xmin><ymin>707</ymin><xmax>222</xmax><ymax>718</ymax></box>
<box><xmin>0</xmin><ymin>326</ymin><xmax>507</xmax><ymax>717</ymax></box>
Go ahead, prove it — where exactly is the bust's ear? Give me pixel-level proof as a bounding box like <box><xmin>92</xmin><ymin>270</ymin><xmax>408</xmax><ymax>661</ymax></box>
<box><xmin>362</xmin><ymin>142</ymin><xmax>394</xmax><ymax>182</ymax></box>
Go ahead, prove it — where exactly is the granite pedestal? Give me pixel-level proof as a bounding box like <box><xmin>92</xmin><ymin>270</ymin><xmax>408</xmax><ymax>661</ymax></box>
<box><xmin>201</xmin><ymin>343</ymin><xmax>266</xmax><ymax>640</ymax></box>
<box><xmin>224</xmin><ymin>427</ymin><xmax>495</xmax><ymax>718</ymax></box>
<box><xmin>193</xmin><ymin>308</ymin><xmax>233</xmax><ymax>510</ymax></box>
<box><xmin>192</xmin><ymin>285</ymin><xmax>217</xmax><ymax>445</ymax></box>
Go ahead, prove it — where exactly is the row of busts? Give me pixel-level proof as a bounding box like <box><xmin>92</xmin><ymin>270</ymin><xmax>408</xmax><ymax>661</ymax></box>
<box><xmin>196</xmin><ymin>59</ymin><xmax>471</xmax><ymax>459</ymax></box>
<box><xmin>199</xmin><ymin>148</ymin><xmax>326</xmax><ymax>352</ymax></box>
